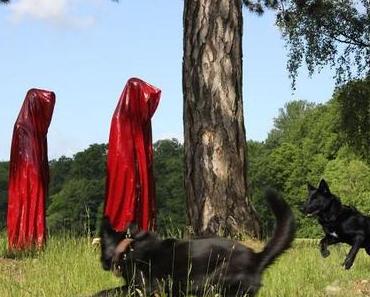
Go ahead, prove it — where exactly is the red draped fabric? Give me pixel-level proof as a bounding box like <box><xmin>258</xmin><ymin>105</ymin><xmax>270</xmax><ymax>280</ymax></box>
<box><xmin>104</xmin><ymin>78</ymin><xmax>161</xmax><ymax>232</ymax></box>
<box><xmin>7</xmin><ymin>89</ymin><xmax>55</xmax><ymax>251</ymax></box>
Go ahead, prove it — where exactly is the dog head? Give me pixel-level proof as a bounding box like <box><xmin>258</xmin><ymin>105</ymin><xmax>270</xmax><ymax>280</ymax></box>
<box><xmin>99</xmin><ymin>216</ymin><xmax>138</xmax><ymax>271</ymax></box>
<box><xmin>301</xmin><ymin>179</ymin><xmax>339</xmax><ymax>217</ymax></box>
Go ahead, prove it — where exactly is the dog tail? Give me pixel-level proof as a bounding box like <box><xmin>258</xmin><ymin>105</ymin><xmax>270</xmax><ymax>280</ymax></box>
<box><xmin>256</xmin><ymin>189</ymin><xmax>295</xmax><ymax>271</ymax></box>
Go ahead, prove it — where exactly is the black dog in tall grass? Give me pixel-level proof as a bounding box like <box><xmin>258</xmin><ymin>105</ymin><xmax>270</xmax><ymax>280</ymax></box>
<box><xmin>94</xmin><ymin>190</ymin><xmax>295</xmax><ymax>297</ymax></box>
<box><xmin>301</xmin><ymin>179</ymin><xmax>370</xmax><ymax>270</ymax></box>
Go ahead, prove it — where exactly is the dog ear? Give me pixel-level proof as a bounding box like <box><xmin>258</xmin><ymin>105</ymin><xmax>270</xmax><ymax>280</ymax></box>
<box><xmin>307</xmin><ymin>183</ymin><xmax>316</xmax><ymax>192</ymax></box>
<box><xmin>318</xmin><ymin>179</ymin><xmax>330</xmax><ymax>194</ymax></box>
<box><xmin>125</xmin><ymin>222</ymin><xmax>139</xmax><ymax>238</ymax></box>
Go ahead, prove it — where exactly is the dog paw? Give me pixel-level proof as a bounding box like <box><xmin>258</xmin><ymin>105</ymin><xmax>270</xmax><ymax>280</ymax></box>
<box><xmin>365</xmin><ymin>247</ymin><xmax>370</xmax><ymax>256</ymax></box>
<box><xmin>321</xmin><ymin>249</ymin><xmax>330</xmax><ymax>258</ymax></box>
<box><xmin>342</xmin><ymin>258</ymin><xmax>354</xmax><ymax>270</ymax></box>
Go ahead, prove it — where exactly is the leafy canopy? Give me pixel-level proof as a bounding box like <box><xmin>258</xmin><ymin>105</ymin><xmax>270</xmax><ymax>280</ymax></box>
<box><xmin>244</xmin><ymin>0</ymin><xmax>370</xmax><ymax>88</ymax></box>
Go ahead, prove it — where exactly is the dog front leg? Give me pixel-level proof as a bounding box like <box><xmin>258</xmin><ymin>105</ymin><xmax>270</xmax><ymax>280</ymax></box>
<box><xmin>365</xmin><ymin>246</ymin><xmax>370</xmax><ymax>256</ymax></box>
<box><xmin>320</xmin><ymin>235</ymin><xmax>339</xmax><ymax>258</ymax></box>
<box><xmin>343</xmin><ymin>235</ymin><xmax>364</xmax><ymax>270</ymax></box>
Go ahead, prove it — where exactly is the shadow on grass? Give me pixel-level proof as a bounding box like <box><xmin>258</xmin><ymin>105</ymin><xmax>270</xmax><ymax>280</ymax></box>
<box><xmin>0</xmin><ymin>231</ymin><xmax>44</xmax><ymax>260</ymax></box>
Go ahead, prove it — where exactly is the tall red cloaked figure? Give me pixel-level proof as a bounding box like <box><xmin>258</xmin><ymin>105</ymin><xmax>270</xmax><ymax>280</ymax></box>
<box><xmin>104</xmin><ymin>78</ymin><xmax>161</xmax><ymax>232</ymax></box>
<box><xmin>7</xmin><ymin>89</ymin><xmax>55</xmax><ymax>251</ymax></box>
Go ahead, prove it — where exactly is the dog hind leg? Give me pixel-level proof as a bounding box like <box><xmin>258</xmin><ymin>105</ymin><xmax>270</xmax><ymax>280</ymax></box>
<box><xmin>342</xmin><ymin>235</ymin><xmax>364</xmax><ymax>270</ymax></box>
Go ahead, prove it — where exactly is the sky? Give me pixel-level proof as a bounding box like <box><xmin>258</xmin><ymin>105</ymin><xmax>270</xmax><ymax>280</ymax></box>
<box><xmin>0</xmin><ymin>0</ymin><xmax>336</xmax><ymax>161</ymax></box>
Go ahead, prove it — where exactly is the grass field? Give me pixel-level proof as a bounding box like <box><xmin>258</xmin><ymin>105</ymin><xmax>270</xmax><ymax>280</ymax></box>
<box><xmin>0</xmin><ymin>235</ymin><xmax>369</xmax><ymax>297</ymax></box>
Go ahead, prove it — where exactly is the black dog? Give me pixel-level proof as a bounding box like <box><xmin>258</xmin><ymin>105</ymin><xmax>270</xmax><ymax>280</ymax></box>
<box><xmin>93</xmin><ymin>190</ymin><xmax>295</xmax><ymax>297</ymax></box>
<box><xmin>301</xmin><ymin>179</ymin><xmax>370</xmax><ymax>269</ymax></box>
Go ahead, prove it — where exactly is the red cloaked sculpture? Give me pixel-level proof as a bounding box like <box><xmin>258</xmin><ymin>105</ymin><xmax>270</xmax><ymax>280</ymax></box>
<box><xmin>104</xmin><ymin>78</ymin><xmax>161</xmax><ymax>232</ymax></box>
<box><xmin>7</xmin><ymin>89</ymin><xmax>55</xmax><ymax>251</ymax></box>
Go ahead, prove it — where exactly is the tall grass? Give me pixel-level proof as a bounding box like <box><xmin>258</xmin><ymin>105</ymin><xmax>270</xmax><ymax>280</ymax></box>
<box><xmin>0</xmin><ymin>234</ymin><xmax>121</xmax><ymax>297</ymax></box>
<box><xmin>0</xmin><ymin>234</ymin><xmax>369</xmax><ymax>297</ymax></box>
<box><xmin>261</xmin><ymin>241</ymin><xmax>370</xmax><ymax>297</ymax></box>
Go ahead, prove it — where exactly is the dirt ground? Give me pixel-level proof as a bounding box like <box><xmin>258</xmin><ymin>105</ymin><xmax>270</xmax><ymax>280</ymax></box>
<box><xmin>352</xmin><ymin>279</ymin><xmax>370</xmax><ymax>297</ymax></box>
<box><xmin>0</xmin><ymin>257</ymin><xmax>24</xmax><ymax>283</ymax></box>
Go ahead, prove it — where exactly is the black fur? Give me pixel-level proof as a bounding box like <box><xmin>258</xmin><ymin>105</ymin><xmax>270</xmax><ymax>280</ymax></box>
<box><xmin>301</xmin><ymin>179</ymin><xmax>370</xmax><ymax>269</ymax></box>
<box><xmin>95</xmin><ymin>190</ymin><xmax>295</xmax><ymax>297</ymax></box>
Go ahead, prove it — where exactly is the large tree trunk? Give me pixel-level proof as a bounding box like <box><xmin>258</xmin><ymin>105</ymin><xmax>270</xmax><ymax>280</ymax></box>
<box><xmin>183</xmin><ymin>0</ymin><xmax>261</xmax><ymax>238</ymax></box>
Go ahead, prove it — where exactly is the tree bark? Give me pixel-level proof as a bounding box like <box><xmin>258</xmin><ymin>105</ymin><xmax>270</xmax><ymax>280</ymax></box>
<box><xmin>183</xmin><ymin>0</ymin><xmax>261</xmax><ymax>237</ymax></box>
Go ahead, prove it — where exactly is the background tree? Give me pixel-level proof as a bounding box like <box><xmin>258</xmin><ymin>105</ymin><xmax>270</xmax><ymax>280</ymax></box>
<box><xmin>183</xmin><ymin>0</ymin><xmax>260</xmax><ymax>237</ymax></box>
<box><xmin>49</xmin><ymin>156</ymin><xmax>73</xmax><ymax>197</ymax></box>
<box><xmin>248</xmin><ymin>80</ymin><xmax>370</xmax><ymax>238</ymax></box>
<box><xmin>276</xmin><ymin>0</ymin><xmax>370</xmax><ymax>87</ymax></box>
<box><xmin>1</xmin><ymin>82</ymin><xmax>369</xmax><ymax>238</ymax></box>
<box><xmin>47</xmin><ymin>144</ymin><xmax>107</xmax><ymax>234</ymax></box>
<box><xmin>182</xmin><ymin>0</ymin><xmax>369</xmax><ymax>238</ymax></box>
<box><xmin>1</xmin><ymin>0</ymin><xmax>368</xmax><ymax>85</ymax></box>
<box><xmin>153</xmin><ymin>139</ymin><xmax>186</xmax><ymax>235</ymax></box>
<box><xmin>47</xmin><ymin>178</ymin><xmax>104</xmax><ymax>234</ymax></box>
<box><xmin>266</xmin><ymin>100</ymin><xmax>315</xmax><ymax>148</ymax></box>
<box><xmin>335</xmin><ymin>76</ymin><xmax>370</xmax><ymax>162</ymax></box>
<box><xmin>324</xmin><ymin>150</ymin><xmax>370</xmax><ymax>214</ymax></box>
<box><xmin>8</xmin><ymin>140</ymin><xmax>186</xmax><ymax>235</ymax></box>
<box><xmin>2</xmin><ymin>0</ymin><xmax>369</xmax><ymax>239</ymax></box>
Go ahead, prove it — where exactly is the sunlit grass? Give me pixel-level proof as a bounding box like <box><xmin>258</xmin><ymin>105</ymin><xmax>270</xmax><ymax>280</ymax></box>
<box><xmin>260</xmin><ymin>240</ymin><xmax>370</xmax><ymax>297</ymax></box>
<box><xmin>0</xmin><ymin>233</ymin><xmax>121</xmax><ymax>297</ymax></box>
<box><xmin>0</xmin><ymin>233</ymin><xmax>369</xmax><ymax>297</ymax></box>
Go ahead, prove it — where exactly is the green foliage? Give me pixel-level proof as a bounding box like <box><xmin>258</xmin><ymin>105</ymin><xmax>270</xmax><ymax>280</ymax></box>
<box><xmin>46</xmin><ymin>140</ymin><xmax>187</xmax><ymax>235</ymax></box>
<box><xmin>242</xmin><ymin>0</ymin><xmax>279</xmax><ymax>15</ymax></box>
<box><xmin>270</xmin><ymin>100</ymin><xmax>316</xmax><ymax>145</ymax></box>
<box><xmin>153</xmin><ymin>139</ymin><xmax>186</xmax><ymax>234</ymax></box>
<box><xmin>49</xmin><ymin>156</ymin><xmax>73</xmax><ymax>196</ymax></box>
<box><xmin>1</xmin><ymin>79</ymin><xmax>368</xmax><ymax>239</ymax></box>
<box><xmin>69</xmin><ymin>143</ymin><xmax>107</xmax><ymax>180</ymax></box>
<box><xmin>276</xmin><ymin>0</ymin><xmax>370</xmax><ymax>87</ymax></box>
<box><xmin>47</xmin><ymin>179</ymin><xmax>105</xmax><ymax>234</ymax></box>
<box><xmin>336</xmin><ymin>77</ymin><xmax>370</xmax><ymax>162</ymax></box>
<box><xmin>242</xmin><ymin>0</ymin><xmax>370</xmax><ymax>88</ymax></box>
<box><xmin>324</xmin><ymin>150</ymin><xmax>370</xmax><ymax>215</ymax></box>
<box><xmin>247</xmin><ymin>141</ymin><xmax>273</xmax><ymax>235</ymax></box>
<box><xmin>0</xmin><ymin>140</ymin><xmax>186</xmax><ymax>236</ymax></box>
<box><xmin>47</xmin><ymin>144</ymin><xmax>107</xmax><ymax>235</ymax></box>
<box><xmin>249</xmin><ymin>81</ymin><xmax>370</xmax><ymax>238</ymax></box>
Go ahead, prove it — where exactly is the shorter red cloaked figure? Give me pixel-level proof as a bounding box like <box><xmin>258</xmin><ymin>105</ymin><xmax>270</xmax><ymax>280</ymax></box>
<box><xmin>104</xmin><ymin>78</ymin><xmax>161</xmax><ymax>232</ymax></box>
<box><xmin>7</xmin><ymin>89</ymin><xmax>55</xmax><ymax>251</ymax></box>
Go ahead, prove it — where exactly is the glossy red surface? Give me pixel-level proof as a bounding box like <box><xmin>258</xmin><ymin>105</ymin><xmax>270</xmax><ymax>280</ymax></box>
<box><xmin>104</xmin><ymin>78</ymin><xmax>161</xmax><ymax>232</ymax></box>
<box><xmin>7</xmin><ymin>89</ymin><xmax>55</xmax><ymax>251</ymax></box>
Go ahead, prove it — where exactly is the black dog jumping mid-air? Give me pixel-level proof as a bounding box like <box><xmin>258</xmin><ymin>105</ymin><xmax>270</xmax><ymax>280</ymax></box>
<box><xmin>301</xmin><ymin>179</ymin><xmax>370</xmax><ymax>270</ymax></box>
<box><xmin>94</xmin><ymin>190</ymin><xmax>295</xmax><ymax>297</ymax></box>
